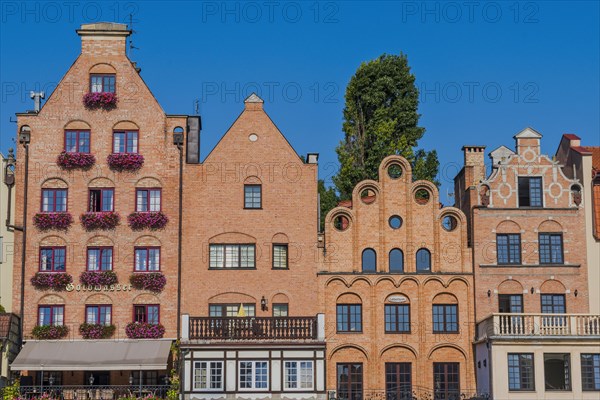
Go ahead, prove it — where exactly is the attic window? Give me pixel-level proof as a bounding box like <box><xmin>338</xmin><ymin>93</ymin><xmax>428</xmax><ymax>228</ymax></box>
<box><xmin>90</xmin><ymin>74</ymin><xmax>116</xmax><ymax>93</ymax></box>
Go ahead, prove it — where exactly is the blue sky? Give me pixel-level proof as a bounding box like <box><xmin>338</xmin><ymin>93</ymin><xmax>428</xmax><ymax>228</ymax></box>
<box><xmin>1</xmin><ymin>1</ymin><xmax>598</xmax><ymax>203</ymax></box>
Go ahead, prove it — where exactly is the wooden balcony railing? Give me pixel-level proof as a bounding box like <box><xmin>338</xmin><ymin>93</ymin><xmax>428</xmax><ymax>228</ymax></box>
<box><xmin>188</xmin><ymin>316</ymin><xmax>318</xmax><ymax>340</ymax></box>
<box><xmin>477</xmin><ymin>313</ymin><xmax>600</xmax><ymax>339</ymax></box>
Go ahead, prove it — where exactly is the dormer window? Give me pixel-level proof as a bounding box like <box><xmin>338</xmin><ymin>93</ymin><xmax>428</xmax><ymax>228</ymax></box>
<box><xmin>90</xmin><ymin>74</ymin><xmax>115</xmax><ymax>93</ymax></box>
<box><xmin>518</xmin><ymin>177</ymin><xmax>542</xmax><ymax>207</ymax></box>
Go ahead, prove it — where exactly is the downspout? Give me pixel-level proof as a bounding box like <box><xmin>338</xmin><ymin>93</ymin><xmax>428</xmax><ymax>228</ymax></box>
<box><xmin>19</xmin><ymin>143</ymin><xmax>29</xmax><ymax>345</ymax></box>
<box><xmin>176</xmin><ymin>142</ymin><xmax>183</xmax><ymax>338</ymax></box>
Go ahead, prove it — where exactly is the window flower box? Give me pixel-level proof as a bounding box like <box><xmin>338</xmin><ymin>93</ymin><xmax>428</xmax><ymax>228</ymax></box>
<box><xmin>31</xmin><ymin>324</ymin><xmax>69</xmax><ymax>340</ymax></box>
<box><xmin>57</xmin><ymin>151</ymin><xmax>96</xmax><ymax>170</ymax></box>
<box><xmin>83</xmin><ymin>92</ymin><xmax>118</xmax><ymax>110</ymax></box>
<box><xmin>80</xmin><ymin>211</ymin><xmax>120</xmax><ymax>231</ymax></box>
<box><xmin>33</xmin><ymin>212</ymin><xmax>73</xmax><ymax>231</ymax></box>
<box><xmin>125</xmin><ymin>322</ymin><xmax>165</xmax><ymax>339</ymax></box>
<box><xmin>31</xmin><ymin>272</ymin><xmax>73</xmax><ymax>291</ymax></box>
<box><xmin>128</xmin><ymin>211</ymin><xmax>169</xmax><ymax>230</ymax></box>
<box><xmin>107</xmin><ymin>153</ymin><xmax>144</xmax><ymax>172</ymax></box>
<box><xmin>130</xmin><ymin>272</ymin><xmax>166</xmax><ymax>292</ymax></box>
<box><xmin>79</xmin><ymin>323</ymin><xmax>116</xmax><ymax>339</ymax></box>
<box><xmin>80</xmin><ymin>270</ymin><xmax>118</xmax><ymax>286</ymax></box>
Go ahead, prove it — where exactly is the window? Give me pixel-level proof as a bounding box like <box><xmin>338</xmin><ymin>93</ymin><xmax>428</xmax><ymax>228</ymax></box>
<box><xmin>416</xmin><ymin>248</ymin><xmax>431</xmax><ymax>272</ymax></box>
<box><xmin>209</xmin><ymin>244</ymin><xmax>255</xmax><ymax>269</ymax></box>
<box><xmin>39</xmin><ymin>247</ymin><xmax>66</xmax><ymax>272</ymax></box>
<box><xmin>385</xmin><ymin>363</ymin><xmax>412</xmax><ymax>399</ymax></box>
<box><xmin>134</xmin><ymin>305</ymin><xmax>159</xmax><ymax>324</ymax></box>
<box><xmin>113</xmin><ymin>131</ymin><xmax>138</xmax><ymax>153</ymax></box>
<box><xmin>362</xmin><ymin>248</ymin><xmax>376</xmax><ymax>272</ymax></box>
<box><xmin>544</xmin><ymin>353</ymin><xmax>571</xmax><ymax>391</ymax></box>
<box><xmin>518</xmin><ymin>176</ymin><xmax>543</xmax><ymax>207</ymax></box>
<box><xmin>136</xmin><ymin>189</ymin><xmax>161</xmax><ymax>212</ymax></box>
<box><xmin>389</xmin><ymin>249</ymin><xmax>404</xmax><ymax>272</ymax></box>
<box><xmin>284</xmin><ymin>361</ymin><xmax>313</xmax><ymax>390</ymax></box>
<box><xmin>209</xmin><ymin>304</ymin><xmax>255</xmax><ymax>317</ymax></box>
<box><xmin>42</xmin><ymin>189</ymin><xmax>67</xmax><ymax>212</ymax></box>
<box><xmin>38</xmin><ymin>305</ymin><xmax>64</xmax><ymax>326</ymax></box>
<box><xmin>336</xmin><ymin>304</ymin><xmax>362</xmax><ymax>332</ymax></box>
<box><xmin>90</xmin><ymin>74</ymin><xmax>115</xmax><ymax>93</ymax></box>
<box><xmin>432</xmin><ymin>304</ymin><xmax>458</xmax><ymax>333</ymax></box>
<box><xmin>244</xmin><ymin>185</ymin><xmax>262</xmax><ymax>209</ymax></box>
<box><xmin>88</xmin><ymin>188</ymin><xmax>114</xmax><ymax>212</ymax></box>
<box><xmin>541</xmin><ymin>294</ymin><xmax>566</xmax><ymax>314</ymax></box>
<box><xmin>581</xmin><ymin>354</ymin><xmax>600</xmax><ymax>391</ymax></box>
<box><xmin>337</xmin><ymin>363</ymin><xmax>362</xmax><ymax>400</ymax></box>
<box><xmin>539</xmin><ymin>233</ymin><xmax>564</xmax><ymax>264</ymax></box>
<box><xmin>272</xmin><ymin>244</ymin><xmax>288</xmax><ymax>269</ymax></box>
<box><xmin>65</xmin><ymin>130</ymin><xmax>90</xmax><ymax>153</ymax></box>
<box><xmin>239</xmin><ymin>361</ymin><xmax>268</xmax><ymax>390</ymax></box>
<box><xmin>273</xmin><ymin>304</ymin><xmax>288</xmax><ymax>317</ymax></box>
<box><xmin>433</xmin><ymin>363</ymin><xmax>460</xmax><ymax>399</ymax></box>
<box><xmin>193</xmin><ymin>361</ymin><xmax>223</xmax><ymax>390</ymax></box>
<box><xmin>85</xmin><ymin>305</ymin><xmax>112</xmax><ymax>325</ymax></box>
<box><xmin>498</xmin><ymin>294</ymin><xmax>523</xmax><ymax>313</ymax></box>
<box><xmin>508</xmin><ymin>353</ymin><xmax>534</xmax><ymax>391</ymax></box>
<box><xmin>87</xmin><ymin>247</ymin><xmax>113</xmax><ymax>271</ymax></box>
<box><xmin>496</xmin><ymin>234</ymin><xmax>521</xmax><ymax>265</ymax></box>
<box><xmin>385</xmin><ymin>304</ymin><xmax>410</xmax><ymax>333</ymax></box>
<box><xmin>131</xmin><ymin>371</ymin><xmax>158</xmax><ymax>385</ymax></box>
<box><xmin>134</xmin><ymin>247</ymin><xmax>160</xmax><ymax>271</ymax></box>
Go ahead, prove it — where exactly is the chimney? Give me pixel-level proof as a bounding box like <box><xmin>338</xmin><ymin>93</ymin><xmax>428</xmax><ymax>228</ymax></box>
<box><xmin>77</xmin><ymin>22</ymin><xmax>131</xmax><ymax>56</ymax></box>
<box><xmin>244</xmin><ymin>93</ymin><xmax>264</xmax><ymax>111</ymax></box>
<box><xmin>462</xmin><ymin>145</ymin><xmax>486</xmax><ymax>186</ymax></box>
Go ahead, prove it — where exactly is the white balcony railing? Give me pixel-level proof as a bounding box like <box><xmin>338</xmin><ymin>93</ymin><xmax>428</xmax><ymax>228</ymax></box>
<box><xmin>477</xmin><ymin>313</ymin><xmax>600</xmax><ymax>339</ymax></box>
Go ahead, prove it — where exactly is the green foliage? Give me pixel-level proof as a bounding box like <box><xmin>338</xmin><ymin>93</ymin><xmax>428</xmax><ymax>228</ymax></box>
<box><xmin>2</xmin><ymin>379</ymin><xmax>19</xmax><ymax>400</ymax></box>
<box><xmin>318</xmin><ymin>179</ymin><xmax>339</xmax><ymax>232</ymax></box>
<box><xmin>333</xmin><ymin>53</ymin><xmax>439</xmax><ymax>200</ymax></box>
<box><xmin>0</xmin><ymin>304</ymin><xmax>6</xmax><ymax>313</ymax></box>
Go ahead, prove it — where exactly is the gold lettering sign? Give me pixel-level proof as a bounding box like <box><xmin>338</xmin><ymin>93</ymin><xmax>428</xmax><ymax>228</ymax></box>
<box><xmin>65</xmin><ymin>284</ymin><xmax>132</xmax><ymax>292</ymax></box>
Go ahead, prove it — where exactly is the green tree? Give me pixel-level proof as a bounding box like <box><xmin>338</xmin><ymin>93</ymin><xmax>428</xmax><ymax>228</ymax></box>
<box><xmin>318</xmin><ymin>179</ymin><xmax>339</xmax><ymax>232</ymax></box>
<box><xmin>333</xmin><ymin>53</ymin><xmax>439</xmax><ymax>200</ymax></box>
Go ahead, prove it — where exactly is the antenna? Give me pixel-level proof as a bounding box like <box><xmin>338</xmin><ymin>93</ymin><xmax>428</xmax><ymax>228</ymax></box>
<box><xmin>446</xmin><ymin>188</ymin><xmax>455</xmax><ymax>204</ymax></box>
<box><xmin>194</xmin><ymin>99</ymin><xmax>200</xmax><ymax>115</ymax></box>
<box><xmin>128</xmin><ymin>13</ymin><xmax>140</xmax><ymax>58</ymax></box>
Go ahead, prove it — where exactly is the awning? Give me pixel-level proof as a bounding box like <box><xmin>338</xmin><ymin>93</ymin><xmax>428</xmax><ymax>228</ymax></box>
<box><xmin>11</xmin><ymin>339</ymin><xmax>172</xmax><ymax>371</ymax></box>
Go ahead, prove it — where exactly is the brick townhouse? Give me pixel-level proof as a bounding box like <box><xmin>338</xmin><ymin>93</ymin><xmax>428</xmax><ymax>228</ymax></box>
<box><xmin>178</xmin><ymin>94</ymin><xmax>326</xmax><ymax>399</ymax></box>
<box><xmin>319</xmin><ymin>155</ymin><xmax>477</xmax><ymax>398</ymax></box>
<box><xmin>454</xmin><ymin>128</ymin><xmax>600</xmax><ymax>399</ymax></box>
<box><xmin>9</xmin><ymin>23</ymin><xmax>191</xmax><ymax>389</ymax></box>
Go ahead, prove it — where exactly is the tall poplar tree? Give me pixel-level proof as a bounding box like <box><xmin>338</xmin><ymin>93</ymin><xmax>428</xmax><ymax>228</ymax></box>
<box><xmin>333</xmin><ymin>53</ymin><xmax>439</xmax><ymax>200</ymax></box>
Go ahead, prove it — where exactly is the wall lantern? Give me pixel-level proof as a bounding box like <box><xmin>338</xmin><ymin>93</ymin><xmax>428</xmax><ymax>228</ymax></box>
<box><xmin>261</xmin><ymin>296</ymin><xmax>268</xmax><ymax>311</ymax></box>
<box><xmin>487</xmin><ymin>290</ymin><xmax>491</xmax><ymax>297</ymax></box>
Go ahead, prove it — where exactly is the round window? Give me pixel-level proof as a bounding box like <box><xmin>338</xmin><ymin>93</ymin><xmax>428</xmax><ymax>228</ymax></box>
<box><xmin>388</xmin><ymin>163</ymin><xmax>403</xmax><ymax>179</ymax></box>
<box><xmin>360</xmin><ymin>188</ymin><xmax>376</xmax><ymax>204</ymax></box>
<box><xmin>389</xmin><ymin>215</ymin><xmax>403</xmax><ymax>229</ymax></box>
<box><xmin>415</xmin><ymin>188</ymin><xmax>430</xmax><ymax>205</ymax></box>
<box><xmin>248</xmin><ymin>133</ymin><xmax>258</xmax><ymax>142</ymax></box>
<box><xmin>333</xmin><ymin>215</ymin><xmax>350</xmax><ymax>231</ymax></box>
<box><xmin>442</xmin><ymin>215</ymin><xmax>458</xmax><ymax>232</ymax></box>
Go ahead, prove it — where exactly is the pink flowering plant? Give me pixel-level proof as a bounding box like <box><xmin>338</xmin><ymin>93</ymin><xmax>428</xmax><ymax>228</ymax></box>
<box><xmin>79</xmin><ymin>323</ymin><xmax>116</xmax><ymax>339</ymax></box>
<box><xmin>57</xmin><ymin>151</ymin><xmax>96</xmax><ymax>170</ymax></box>
<box><xmin>83</xmin><ymin>92</ymin><xmax>118</xmax><ymax>110</ymax></box>
<box><xmin>128</xmin><ymin>211</ymin><xmax>169</xmax><ymax>230</ymax></box>
<box><xmin>33</xmin><ymin>212</ymin><xmax>73</xmax><ymax>231</ymax></box>
<box><xmin>80</xmin><ymin>211</ymin><xmax>120</xmax><ymax>230</ymax></box>
<box><xmin>31</xmin><ymin>272</ymin><xmax>73</xmax><ymax>291</ymax></box>
<box><xmin>31</xmin><ymin>324</ymin><xmax>69</xmax><ymax>340</ymax></box>
<box><xmin>107</xmin><ymin>153</ymin><xmax>144</xmax><ymax>172</ymax></box>
<box><xmin>125</xmin><ymin>322</ymin><xmax>165</xmax><ymax>339</ymax></box>
<box><xmin>80</xmin><ymin>270</ymin><xmax>118</xmax><ymax>286</ymax></box>
<box><xmin>130</xmin><ymin>272</ymin><xmax>166</xmax><ymax>292</ymax></box>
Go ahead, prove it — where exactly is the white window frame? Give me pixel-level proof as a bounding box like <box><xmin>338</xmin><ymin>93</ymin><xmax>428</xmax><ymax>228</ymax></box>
<box><xmin>238</xmin><ymin>361</ymin><xmax>269</xmax><ymax>391</ymax></box>
<box><xmin>193</xmin><ymin>361</ymin><xmax>223</xmax><ymax>391</ymax></box>
<box><xmin>284</xmin><ymin>360</ymin><xmax>314</xmax><ymax>391</ymax></box>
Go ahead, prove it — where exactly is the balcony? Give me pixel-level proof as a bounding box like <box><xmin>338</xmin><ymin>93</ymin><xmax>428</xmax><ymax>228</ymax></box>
<box><xmin>185</xmin><ymin>315</ymin><xmax>321</xmax><ymax>341</ymax></box>
<box><xmin>477</xmin><ymin>313</ymin><xmax>600</xmax><ymax>339</ymax></box>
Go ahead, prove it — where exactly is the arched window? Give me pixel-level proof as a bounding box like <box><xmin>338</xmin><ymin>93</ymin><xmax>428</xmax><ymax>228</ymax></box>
<box><xmin>416</xmin><ymin>248</ymin><xmax>431</xmax><ymax>272</ymax></box>
<box><xmin>389</xmin><ymin>249</ymin><xmax>404</xmax><ymax>273</ymax></box>
<box><xmin>362</xmin><ymin>248</ymin><xmax>376</xmax><ymax>272</ymax></box>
